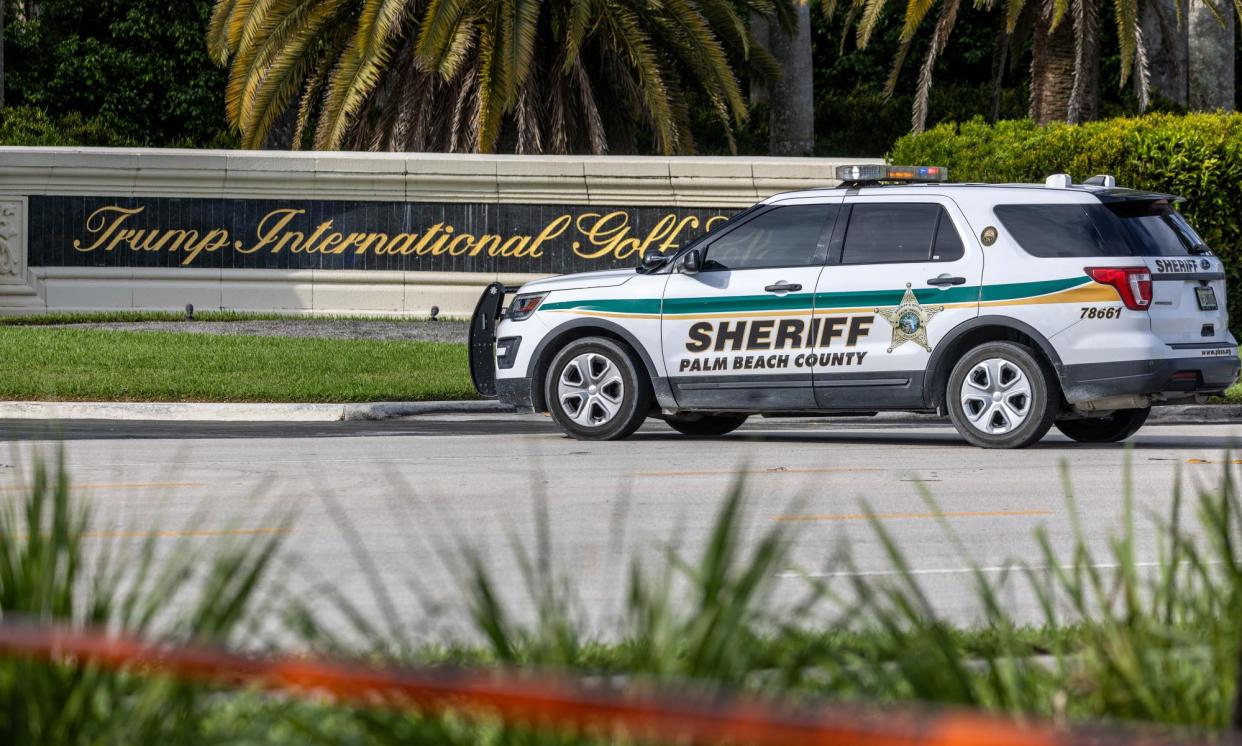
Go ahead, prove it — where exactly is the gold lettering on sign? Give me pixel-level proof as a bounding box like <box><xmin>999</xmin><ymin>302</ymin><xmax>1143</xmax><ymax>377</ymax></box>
<box><xmin>69</xmin><ymin>204</ymin><xmax>731</xmax><ymax>266</ymax></box>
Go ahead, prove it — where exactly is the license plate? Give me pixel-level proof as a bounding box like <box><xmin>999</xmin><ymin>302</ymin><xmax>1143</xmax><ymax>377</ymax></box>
<box><xmin>1196</xmin><ymin>286</ymin><xmax>1219</xmax><ymax>311</ymax></box>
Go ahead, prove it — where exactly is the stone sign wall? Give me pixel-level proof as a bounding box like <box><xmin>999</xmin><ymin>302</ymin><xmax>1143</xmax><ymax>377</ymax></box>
<box><xmin>0</xmin><ymin>149</ymin><xmax>878</xmax><ymax>317</ymax></box>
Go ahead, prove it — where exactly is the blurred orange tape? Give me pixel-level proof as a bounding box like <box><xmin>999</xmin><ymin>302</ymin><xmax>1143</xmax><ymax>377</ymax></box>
<box><xmin>0</xmin><ymin>622</ymin><xmax>1212</xmax><ymax>746</ymax></box>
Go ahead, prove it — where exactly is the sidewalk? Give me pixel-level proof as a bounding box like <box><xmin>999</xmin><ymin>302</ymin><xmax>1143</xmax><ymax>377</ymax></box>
<box><xmin>0</xmin><ymin>400</ymin><xmax>1237</xmax><ymax>425</ymax></box>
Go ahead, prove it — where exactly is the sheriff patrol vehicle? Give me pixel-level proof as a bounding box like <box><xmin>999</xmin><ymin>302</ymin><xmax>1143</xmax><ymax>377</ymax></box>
<box><xmin>468</xmin><ymin>165</ymin><xmax>1239</xmax><ymax>448</ymax></box>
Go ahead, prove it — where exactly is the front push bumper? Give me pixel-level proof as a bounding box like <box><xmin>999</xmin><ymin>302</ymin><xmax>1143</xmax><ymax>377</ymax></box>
<box><xmin>496</xmin><ymin>376</ymin><xmax>537</xmax><ymax>412</ymax></box>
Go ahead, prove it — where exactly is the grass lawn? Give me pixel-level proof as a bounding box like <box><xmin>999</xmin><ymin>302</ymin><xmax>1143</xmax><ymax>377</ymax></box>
<box><xmin>0</xmin><ymin>326</ymin><xmax>475</xmax><ymax>402</ymax></box>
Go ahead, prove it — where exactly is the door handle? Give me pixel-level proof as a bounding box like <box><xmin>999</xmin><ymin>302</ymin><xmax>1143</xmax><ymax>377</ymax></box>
<box><xmin>926</xmin><ymin>274</ymin><xmax>966</xmax><ymax>287</ymax></box>
<box><xmin>764</xmin><ymin>281</ymin><xmax>802</xmax><ymax>293</ymax></box>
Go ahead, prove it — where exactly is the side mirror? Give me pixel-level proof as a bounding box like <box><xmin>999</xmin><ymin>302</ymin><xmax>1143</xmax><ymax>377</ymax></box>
<box><xmin>680</xmin><ymin>248</ymin><xmax>702</xmax><ymax>274</ymax></box>
<box><xmin>638</xmin><ymin>252</ymin><xmax>668</xmax><ymax>273</ymax></box>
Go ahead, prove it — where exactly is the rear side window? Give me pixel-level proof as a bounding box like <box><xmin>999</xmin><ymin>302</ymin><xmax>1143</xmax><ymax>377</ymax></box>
<box><xmin>1105</xmin><ymin>201</ymin><xmax>1205</xmax><ymax>257</ymax></box>
<box><xmin>703</xmin><ymin>204</ymin><xmax>834</xmax><ymax>270</ymax></box>
<box><xmin>840</xmin><ymin>203</ymin><xmax>964</xmax><ymax>264</ymax></box>
<box><xmin>994</xmin><ymin>202</ymin><xmax>1205</xmax><ymax>258</ymax></box>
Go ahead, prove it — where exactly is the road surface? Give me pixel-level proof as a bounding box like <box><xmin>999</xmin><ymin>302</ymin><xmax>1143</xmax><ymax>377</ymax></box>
<box><xmin>1</xmin><ymin>415</ymin><xmax>1239</xmax><ymax>638</ymax></box>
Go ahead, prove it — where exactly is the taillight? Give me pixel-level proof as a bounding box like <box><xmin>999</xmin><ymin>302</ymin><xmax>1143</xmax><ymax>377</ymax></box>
<box><xmin>1085</xmin><ymin>267</ymin><xmax>1152</xmax><ymax>311</ymax></box>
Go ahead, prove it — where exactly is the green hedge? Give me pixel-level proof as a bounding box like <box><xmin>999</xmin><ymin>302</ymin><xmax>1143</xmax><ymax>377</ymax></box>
<box><xmin>889</xmin><ymin>113</ymin><xmax>1242</xmax><ymax>337</ymax></box>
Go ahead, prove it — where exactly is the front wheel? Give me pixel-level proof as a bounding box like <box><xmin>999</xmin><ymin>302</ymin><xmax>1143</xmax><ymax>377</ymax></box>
<box><xmin>665</xmin><ymin>413</ymin><xmax>748</xmax><ymax>437</ymax></box>
<box><xmin>1055</xmin><ymin>408</ymin><xmax>1150</xmax><ymax>443</ymax></box>
<box><xmin>544</xmin><ymin>336</ymin><xmax>652</xmax><ymax>441</ymax></box>
<box><xmin>945</xmin><ymin>341</ymin><xmax>1059</xmax><ymax>449</ymax></box>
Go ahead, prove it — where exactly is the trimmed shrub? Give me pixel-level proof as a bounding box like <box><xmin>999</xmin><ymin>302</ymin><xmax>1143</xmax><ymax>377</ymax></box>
<box><xmin>889</xmin><ymin>113</ymin><xmax>1242</xmax><ymax>337</ymax></box>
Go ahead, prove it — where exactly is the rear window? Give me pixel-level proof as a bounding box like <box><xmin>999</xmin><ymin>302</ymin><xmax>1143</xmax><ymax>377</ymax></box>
<box><xmin>994</xmin><ymin>202</ymin><xmax>1207</xmax><ymax>258</ymax></box>
<box><xmin>1105</xmin><ymin>201</ymin><xmax>1206</xmax><ymax>257</ymax></box>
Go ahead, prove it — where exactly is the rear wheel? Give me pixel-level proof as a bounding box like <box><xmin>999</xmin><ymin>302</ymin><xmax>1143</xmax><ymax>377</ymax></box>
<box><xmin>544</xmin><ymin>337</ymin><xmax>651</xmax><ymax>441</ymax></box>
<box><xmin>1055</xmin><ymin>408</ymin><xmax>1150</xmax><ymax>443</ymax></box>
<box><xmin>946</xmin><ymin>341</ymin><xmax>1059</xmax><ymax>449</ymax></box>
<box><xmin>665</xmin><ymin>413</ymin><xmax>748</xmax><ymax>437</ymax></box>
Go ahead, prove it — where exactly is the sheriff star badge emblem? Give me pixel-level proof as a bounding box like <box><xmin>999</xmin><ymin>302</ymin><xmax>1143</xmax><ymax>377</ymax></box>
<box><xmin>874</xmin><ymin>283</ymin><xmax>943</xmax><ymax>353</ymax></box>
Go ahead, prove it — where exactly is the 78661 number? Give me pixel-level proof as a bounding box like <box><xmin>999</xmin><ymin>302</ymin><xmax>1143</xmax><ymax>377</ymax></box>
<box><xmin>1080</xmin><ymin>306</ymin><xmax>1122</xmax><ymax>319</ymax></box>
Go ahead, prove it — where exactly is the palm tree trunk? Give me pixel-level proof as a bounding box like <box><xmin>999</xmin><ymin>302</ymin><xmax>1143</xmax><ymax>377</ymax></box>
<box><xmin>1029</xmin><ymin>15</ymin><xmax>1098</xmax><ymax>125</ymax></box>
<box><xmin>1188</xmin><ymin>0</ymin><xmax>1235</xmax><ymax>111</ymax></box>
<box><xmin>1029</xmin><ymin>20</ymin><xmax>1075</xmax><ymax>125</ymax></box>
<box><xmin>766</xmin><ymin>2</ymin><xmax>813</xmax><ymax>156</ymax></box>
<box><xmin>1141</xmin><ymin>0</ymin><xmax>1188</xmax><ymax>105</ymax></box>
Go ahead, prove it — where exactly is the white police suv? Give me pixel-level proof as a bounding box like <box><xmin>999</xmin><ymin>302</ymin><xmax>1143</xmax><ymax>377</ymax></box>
<box><xmin>469</xmin><ymin>166</ymin><xmax>1239</xmax><ymax>448</ymax></box>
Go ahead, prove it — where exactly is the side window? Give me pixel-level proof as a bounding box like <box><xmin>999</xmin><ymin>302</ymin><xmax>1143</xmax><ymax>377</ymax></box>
<box><xmin>993</xmin><ymin>204</ymin><xmax>1130</xmax><ymax>258</ymax></box>
<box><xmin>841</xmin><ymin>203</ymin><xmax>963</xmax><ymax>264</ymax></box>
<box><xmin>702</xmin><ymin>204</ymin><xmax>834</xmax><ymax>271</ymax></box>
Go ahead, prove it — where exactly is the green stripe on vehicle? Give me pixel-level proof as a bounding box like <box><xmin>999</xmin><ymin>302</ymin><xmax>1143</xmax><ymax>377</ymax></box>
<box><xmin>540</xmin><ymin>276</ymin><xmax>1094</xmax><ymax>316</ymax></box>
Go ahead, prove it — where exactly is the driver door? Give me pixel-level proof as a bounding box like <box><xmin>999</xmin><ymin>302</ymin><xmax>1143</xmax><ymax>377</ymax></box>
<box><xmin>661</xmin><ymin>198</ymin><xmax>841</xmax><ymax>410</ymax></box>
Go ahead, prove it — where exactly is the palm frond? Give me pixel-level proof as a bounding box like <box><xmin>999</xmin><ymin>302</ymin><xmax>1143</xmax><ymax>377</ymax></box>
<box><xmin>899</xmin><ymin>0</ymin><xmax>938</xmax><ymax>41</ymax></box>
<box><xmin>241</xmin><ymin>0</ymin><xmax>349</xmax><ymax>146</ymax></box>
<box><xmin>1111</xmin><ymin>0</ymin><xmax>1137</xmax><ymax>84</ymax></box>
<box><xmin>417</xmin><ymin>0</ymin><xmax>476</xmax><ymax>74</ymax></box>
<box><xmin>595</xmin><ymin>0</ymin><xmax>678</xmax><ymax>152</ymax></box>
<box><xmin>1066</xmin><ymin>0</ymin><xmax>1097</xmax><ymax>123</ymax></box>
<box><xmin>207</xmin><ymin>0</ymin><xmax>243</xmax><ymax>64</ymax></box>
<box><xmin>560</xmin><ymin>0</ymin><xmax>594</xmax><ymax>72</ymax></box>
<box><xmin>856</xmin><ymin>0</ymin><xmax>892</xmax><ymax>47</ymax></box>
<box><xmin>1130</xmin><ymin>19</ymin><xmax>1150</xmax><ymax>111</ymax></box>
<box><xmin>912</xmin><ymin>0</ymin><xmax>961</xmax><ymax>132</ymax></box>
<box><xmin>226</xmin><ymin>0</ymin><xmax>309</xmax><ymax>125</ymax></box>
<box><xmin>571</xmin><ymin>58</ymin><xmax>608</xmax><ymax>154</ymax></box>
<box><xmin>315</xmin><ymin>0</ymin><xmax>412</xmax><ymax>148</ymax></box>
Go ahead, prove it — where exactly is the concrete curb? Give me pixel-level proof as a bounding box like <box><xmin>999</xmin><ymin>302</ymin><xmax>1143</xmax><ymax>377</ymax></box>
<box><xmin>0</xmin><ymin>401</ymin><xmax>348</xmax><ymax>422</ymax></box>
<box><xmin>0</xmin><ymin>400</ymin><xmax>515</xmax><ymax>422</ymax></box>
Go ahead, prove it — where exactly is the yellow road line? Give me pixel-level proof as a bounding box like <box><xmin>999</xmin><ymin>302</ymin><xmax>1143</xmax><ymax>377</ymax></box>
<box><xmin>13</xmin><ymin>527</ymin><xmax>292</xmax><ymax>540</ymax></box>
<box><xmin>0</xmin><ymin>481</ymin><xmax>206</xmax><ymax>492</ymax></box>
<box><xmin>1186</xmin><ymin>458</ymin><xmax>1242</xmax><ymax>465</ymax></box>
<box><xmin>774</xmin><ymin>509</ymin><xmax>1053</xmax><ymax>523</ymax></box>
<box><xmin>634</xmin><ymin>466</ymin><xmax>882</xmax><ymax>478</ymax></box>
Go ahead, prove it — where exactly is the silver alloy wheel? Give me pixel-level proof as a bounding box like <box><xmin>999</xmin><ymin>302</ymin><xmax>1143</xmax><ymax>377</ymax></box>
<box><xmin>557</xmin><ymin>352</ymin><xmax>625</xmax><ymax>427</ymax></box>
<box><xmin>959</xmin><ymin>357</ymin><xmax>1032</xmax><ymax>435</ymax></box>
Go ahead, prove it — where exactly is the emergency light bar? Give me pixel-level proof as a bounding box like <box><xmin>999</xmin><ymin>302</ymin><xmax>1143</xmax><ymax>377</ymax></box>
<box><xmin>836</xmin><ymin>164</ymin><xmax>948</xmax><ymax>184</ymax></box>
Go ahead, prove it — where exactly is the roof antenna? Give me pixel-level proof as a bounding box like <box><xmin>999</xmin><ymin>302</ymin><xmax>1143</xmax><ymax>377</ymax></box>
<box><xmin>1044</xmin><ymin>174</ymin><xmax>1073</xmax><ymax>188</ymax></box>
<box><xmin>1082</xmin><ymin>174</ymin><xmax>1117</xmax><ymax>187</ymax></box>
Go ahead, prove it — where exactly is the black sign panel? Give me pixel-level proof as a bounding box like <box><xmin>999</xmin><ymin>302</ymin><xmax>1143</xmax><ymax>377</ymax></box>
<box><xmin>27</xmin><ymin>196</ymin><xmax>737</xmax><ymax>274</ymax></box>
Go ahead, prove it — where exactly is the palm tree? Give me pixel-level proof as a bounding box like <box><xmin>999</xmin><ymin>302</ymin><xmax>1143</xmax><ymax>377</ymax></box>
<box><xmin>208</xmin><ymin>0</ymin><xmax>791</xmax><ymax>153</ymax></box>
<box><xmin>828</xmin><ymin>0</ymin><xmax>1241</xmax><ymax>130</ymax></box>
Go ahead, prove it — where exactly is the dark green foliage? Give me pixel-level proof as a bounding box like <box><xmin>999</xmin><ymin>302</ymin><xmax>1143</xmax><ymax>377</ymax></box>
<box><xmin>890</xmin><ymin>113</ymin><xmax>1242</xmax><ymax>337</ymax></box>
<box><xmin>0</xmin><ymin>106</ymin><xmax>134</xmax><ymax>146</ymax></box>
<box><xmin>5</xmin><ymin>0</ymin><xmax>234</xmax><ymax>147</ymax></box>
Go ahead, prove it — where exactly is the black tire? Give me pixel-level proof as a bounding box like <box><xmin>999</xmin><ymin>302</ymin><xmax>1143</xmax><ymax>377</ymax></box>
<box><xmin>544</xmin><ymin>336</ymin><xmax>652</xmax><ymax>441</ymax></box>
<box><xmin>945</xmin><ymin>341</ymin><xmax>1059</xmax><ymax>449</ymax></box>
<box><xmin>1055</xmin><ymin>408</ymin><xmax>1150</xmax><ymax>443</ymax></box>
<box><xmin>665</xmin><ymin>413</ymin><xmax>748</xmax><ymax>437</ymax></box>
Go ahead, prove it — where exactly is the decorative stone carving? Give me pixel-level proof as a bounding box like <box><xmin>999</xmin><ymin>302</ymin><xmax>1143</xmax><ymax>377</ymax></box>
<box><xmin>0</xmin><ymin>200</ymin><xmax>24</xmax><ymax>283</ymax></box>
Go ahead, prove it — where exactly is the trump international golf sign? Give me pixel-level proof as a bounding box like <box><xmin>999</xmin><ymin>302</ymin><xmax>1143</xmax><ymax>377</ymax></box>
<box><xmin>30</xmin><ymin>197</ymin><xmax>732</xmax><ymax>274</ymax></box>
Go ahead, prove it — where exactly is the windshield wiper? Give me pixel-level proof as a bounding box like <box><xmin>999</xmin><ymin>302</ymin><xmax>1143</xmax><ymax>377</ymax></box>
<box><xmin>1188</xmin><ymin>242</ymin><xmax>1212</xmax><ymax>255</ymax></box>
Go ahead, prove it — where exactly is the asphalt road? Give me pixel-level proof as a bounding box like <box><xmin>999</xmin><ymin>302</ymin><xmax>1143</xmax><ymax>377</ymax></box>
<box><xmin>1</xmin><ymin>415</ymin><xmax>1240</xmax><ymax>639</ymax></box>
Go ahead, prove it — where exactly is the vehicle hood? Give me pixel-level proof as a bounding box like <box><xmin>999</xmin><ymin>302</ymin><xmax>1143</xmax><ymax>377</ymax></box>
<box><xmin>517</xmin><ymin>269</ymin><xmax>636</xmax><ymax>294</ymax></box>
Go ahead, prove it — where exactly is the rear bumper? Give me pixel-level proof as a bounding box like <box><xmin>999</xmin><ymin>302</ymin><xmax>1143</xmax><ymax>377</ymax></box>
<box><xmin>1061</xmin><ymin>350</ymin><xmax>1240</xmax><ymax>403</ymax></box>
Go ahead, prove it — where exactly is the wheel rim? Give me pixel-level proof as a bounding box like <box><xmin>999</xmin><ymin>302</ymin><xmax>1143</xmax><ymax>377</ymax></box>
<box><xmin>557</xmin><ymin>352</ymin><xmax>625</xmax><ymax>427</ymax></box>
<box><xmin>959</xmin><ymin>357</ymin><xmax>1033</xmax><ymax>436</ymax></box>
